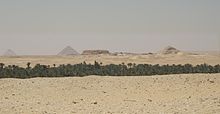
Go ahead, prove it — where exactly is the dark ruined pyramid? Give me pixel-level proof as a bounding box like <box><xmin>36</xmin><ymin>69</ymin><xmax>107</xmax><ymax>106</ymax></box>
<box><xmin>3</xmin><ymin>49</ymin><xmax>17</xmax><ymax>56</ymax></box>
<box><xmin>160</xmin><ymin>46</ymin><xmax>180</xmax><ymax>55</ymax></box>
<box><xmin>57</xmin><ymin>46</ymin><xmax>79</xmax><ymax>56</ymax></box>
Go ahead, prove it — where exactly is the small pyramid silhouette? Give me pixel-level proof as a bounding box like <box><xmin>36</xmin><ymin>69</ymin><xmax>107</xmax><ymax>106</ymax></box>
<box><xmin>160</xmin><ymin>46</ymin><xmax>180</xmax><ymax>54</ymax></box>
<box><xmin>3</xmin><ymin>49</ymin><xmax>17</xmax><ymax>56</ymax></box>
<box><xmin>58</xmin><ymin>46</ymin><xmax>79</xmax><ymax>56</ymax></box>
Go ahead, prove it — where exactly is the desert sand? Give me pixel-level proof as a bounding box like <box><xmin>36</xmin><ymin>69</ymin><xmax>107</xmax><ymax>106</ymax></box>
<box><xmin>1</xmin><ymin>46</ymin><xmax>219</xmax><ymax>67</ymax></box>
<box><xmin>0</xmin><ymin>50</ymin><xmax>219</xmax><ymax>114</ymax></box>
<box><xmin>0</xmin><ymin>52</ymin><xmax>219</xmax><ymax>68</ymax></box>
<box><xmin>0</xmin><ymin>74</ymin><xmax>220</xmax><ymax>114</ymax></box>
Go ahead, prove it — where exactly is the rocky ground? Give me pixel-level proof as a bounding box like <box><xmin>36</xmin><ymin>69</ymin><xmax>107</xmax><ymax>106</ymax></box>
<box><xmin>0</xmin><ymin>74</ymin><xmax>220</xmax><ymax>114</ymax></box>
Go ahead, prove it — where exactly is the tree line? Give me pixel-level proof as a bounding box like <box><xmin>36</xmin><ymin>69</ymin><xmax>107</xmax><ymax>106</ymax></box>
<box><xmin>0</xmin><ymin>61</ymin><xmax>220</xmax><ymax>78</ymax></box>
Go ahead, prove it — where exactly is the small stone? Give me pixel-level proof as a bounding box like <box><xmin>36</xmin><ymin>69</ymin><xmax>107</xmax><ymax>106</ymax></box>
<box><xmin>209</xmin><ymin>81</ymin><xmax>214</xmax><ymax>83</ymax></box>
<box><xmin>72</xmin><ymin>101</ymin><xmax>78</xmax><ymax>104</ymax></box>
<box><xmin>147</xmin><ymin>99</ymin><xmax>152</xmax><ymax>102</ymax></box>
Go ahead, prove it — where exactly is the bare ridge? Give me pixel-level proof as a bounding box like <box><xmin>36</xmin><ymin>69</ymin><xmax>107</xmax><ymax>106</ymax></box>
<box><xmin>82</xmin><ymin>50</ymin><xmax>110</xmax><ymax>55</ymax></box>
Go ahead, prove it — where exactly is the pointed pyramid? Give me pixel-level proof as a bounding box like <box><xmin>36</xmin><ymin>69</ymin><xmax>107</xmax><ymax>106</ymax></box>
<box><xmin>3</xmin><ymin>49</ymin><xmax>17</xmax><ymax>56</ymax></box>
<box><xmin>58</xmin><ymin>46</ymin><xmax>79</xmax><ymax>56</ymax></box>
<box><xmin>160</xmin><ymin>46</ymin><xmax>180</xmax><ymax>55</ymax></box>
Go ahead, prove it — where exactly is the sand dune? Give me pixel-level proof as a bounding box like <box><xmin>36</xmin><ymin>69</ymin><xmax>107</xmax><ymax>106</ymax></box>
<box><xmin>0</xmin><ymin>74</ymin><xmax>220</xmax><ymax>114</ymax></box>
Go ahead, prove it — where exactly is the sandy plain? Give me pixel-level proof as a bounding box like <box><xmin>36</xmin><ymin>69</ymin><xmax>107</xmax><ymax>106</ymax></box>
<box><xmin>0</xmin><ymin>52</ymin><xmax>219</xmax><ymax>67</ymax></box>
<box><xmin>0</xmin><ymin>74</ymin><xmax>220</xmax><ymax>114</ymax></box>
<box><xmin>0</xmin><ymin>53</ymin><xmax>220</xmax><ymax>114</ymax></box>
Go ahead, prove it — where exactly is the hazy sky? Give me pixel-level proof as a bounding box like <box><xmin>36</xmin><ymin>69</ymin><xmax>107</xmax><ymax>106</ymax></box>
<box><xmin>0</xmin><ymin>0</ymin><xmax>219</xmax><ymax>55</ymax></box>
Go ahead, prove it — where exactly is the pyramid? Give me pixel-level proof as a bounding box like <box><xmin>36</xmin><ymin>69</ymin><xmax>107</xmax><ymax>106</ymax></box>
<box><xmin>82</xmin><ymin>50</ymin><xmax>110</xmax><ymax>55</ymax></box>
<box><xmin>3</xmin><ymin>49</ymin><xmax>17</xmax><ymax>56</ymax></box>
<box><xmin>58</xmin><ymin>46</ymin><xmax>79</xmax><ymax>56</ymax></box>
<box><xmin>160</xmin><ymin>46</ymin><xmax>180</xmax><ymax>55</ymax></box>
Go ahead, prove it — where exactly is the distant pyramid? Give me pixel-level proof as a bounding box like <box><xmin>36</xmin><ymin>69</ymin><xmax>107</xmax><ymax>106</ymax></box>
<box><xmin>3</xmin><ymin>49</ymin><xmax>17</xmax><ymax>56</ymax></box>
<box><xmin>160</xmin><ymin>46</ymin><xmax>180</xmax><ymax>55</ymax></box>
<box><xmin>58</xmin><ymin>46</ymin><xmax>79</xmax><ymax>56</ymax></box>
<box><xmin>82</xmin><ymin>50</ymin><xmax>110</xmax><ymax>55</ymax></box>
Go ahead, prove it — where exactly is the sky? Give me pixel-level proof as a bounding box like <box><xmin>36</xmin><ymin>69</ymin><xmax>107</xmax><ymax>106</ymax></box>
<box><xmin>0</xmin><ymin>0</ymin><xmax>219</xmax><ymax>55</ymax></box>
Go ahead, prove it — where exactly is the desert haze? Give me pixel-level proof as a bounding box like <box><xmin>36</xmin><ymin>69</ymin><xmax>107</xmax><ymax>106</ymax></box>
<box><xmin>1</xmin><ymin>46</ymin><xmax>220</xmax><ymax>68</ymax></box>
<box><xmin>1</xmin><ymin>0</ymin><xmax>220</xmax><ymax>113</ymax></box>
